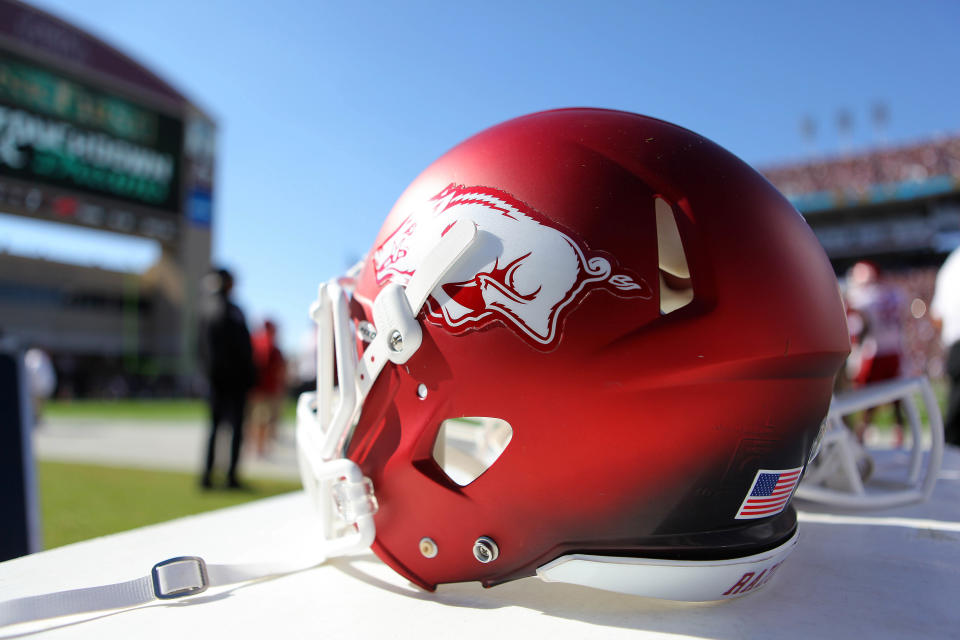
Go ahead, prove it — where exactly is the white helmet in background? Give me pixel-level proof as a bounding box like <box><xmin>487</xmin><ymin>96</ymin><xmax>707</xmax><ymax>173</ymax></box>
<box><xmin>796</xmin><ymin>377</ymin><xmax>944</xmax><ymax>509</ymax></box>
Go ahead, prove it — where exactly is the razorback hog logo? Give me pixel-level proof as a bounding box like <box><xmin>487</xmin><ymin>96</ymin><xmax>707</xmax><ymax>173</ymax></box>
<box><xmin>373</xmin><ymin>184</ymin><xmax>651</xmax><ymax>349</ymax></box>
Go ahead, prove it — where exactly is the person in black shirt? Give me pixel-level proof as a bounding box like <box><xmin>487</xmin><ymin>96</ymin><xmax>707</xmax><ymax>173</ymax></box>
<box><xmin>198</xmin><ymin>268</ymin><xmax>256</xmax><ymax>489</ymax></box>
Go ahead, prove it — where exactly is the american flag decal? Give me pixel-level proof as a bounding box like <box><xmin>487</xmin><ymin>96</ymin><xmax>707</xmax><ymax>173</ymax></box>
<box><xmin>735</xmin><ymin>467</ymin><xmax>804</xmax><ymax>520</ymax></box>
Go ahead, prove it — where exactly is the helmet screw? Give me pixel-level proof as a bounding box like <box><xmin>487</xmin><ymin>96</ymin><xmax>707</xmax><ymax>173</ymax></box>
<box><xmin>419</xmin><ymin>537</ymin><xmax>438</xmax><ymax>558</ymax></box>
<box><xmin>417</xmin><ymin>383</ymin><xmax>428</xmax><ymax>399</ymax></box>
<box><xmin>473</xmin><ymin>536</ymin><xmax>499</xmax><ymax>563</ymax></box>
<box><xmin>389</xmin><ymin>330</ymin><xmax>404</xmax><ymax>352</ymax></box>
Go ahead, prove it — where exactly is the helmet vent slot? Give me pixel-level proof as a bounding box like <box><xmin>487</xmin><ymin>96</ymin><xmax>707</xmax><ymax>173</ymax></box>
<box><xmin>656</xmin><ymin>197</ymin><xmax>693</xmax><ymax>314</ymax></box>
<box><xmin>431</xmin><ymin>417</ymin><xmax>513</xmax><ymax>486</ymax></box>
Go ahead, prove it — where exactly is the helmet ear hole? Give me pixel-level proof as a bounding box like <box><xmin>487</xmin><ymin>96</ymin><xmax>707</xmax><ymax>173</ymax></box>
<box><xmin>431</xmin><ymin>417</ymin><xmax>513</xmax><ymax>486</ymax></box>
<box><xmin>655</xmin><ymin>197</ymin><xmax>694</xmax><ymax>314</ymax></box>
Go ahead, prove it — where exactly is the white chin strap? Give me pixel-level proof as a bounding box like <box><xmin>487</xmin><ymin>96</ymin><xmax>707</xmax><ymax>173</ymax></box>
<box><xmin>795</xmin><ymin>376</ymin><xmax>944</xmax><ymax>509</ymax></box>
<box><xmin>0</xmin><ymin>555</ymin><xmax>324</xmax><ymax>627</ymax></box>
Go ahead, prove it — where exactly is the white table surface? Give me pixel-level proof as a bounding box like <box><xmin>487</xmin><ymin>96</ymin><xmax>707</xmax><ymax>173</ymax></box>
<box><xmin>2</xmin><ymin>447</ymin><xmax>959</xmax><ymax>639</ymax></box>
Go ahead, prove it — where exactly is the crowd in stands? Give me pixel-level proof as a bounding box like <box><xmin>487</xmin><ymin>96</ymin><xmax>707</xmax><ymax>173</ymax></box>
<box><xmin>763</xmin><ymin>136</ymin><xmax>960</xmax><ymax>197</ymax></box>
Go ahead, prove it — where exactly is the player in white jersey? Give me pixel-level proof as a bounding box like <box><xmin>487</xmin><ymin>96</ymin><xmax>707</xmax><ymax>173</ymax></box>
<box><xmin>845</xmin><ymin>261</ymin><xmax>907</xmax><ymax>444</ymax></box>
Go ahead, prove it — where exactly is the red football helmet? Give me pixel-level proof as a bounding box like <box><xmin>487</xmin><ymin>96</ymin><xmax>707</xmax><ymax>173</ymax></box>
<box><xmin>296</xmin><ymin>108</ymin><xmax>850</xmax><ymax>601</ymax></box>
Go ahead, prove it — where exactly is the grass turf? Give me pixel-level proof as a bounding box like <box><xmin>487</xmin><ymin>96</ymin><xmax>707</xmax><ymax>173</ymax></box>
<box><xmin>43</xmin><ymin>398</ymin><xmax>297</xmax><ymax>423</ymax></box>
<box><xmin>43</xmin><ymin>399</ymin><xmax>208</xmax><ymax>421</ymax></box>
<box><xmin>38</xmin><ymin>461</ymin><xmax>301</xmax><ymax>549</ymax></box>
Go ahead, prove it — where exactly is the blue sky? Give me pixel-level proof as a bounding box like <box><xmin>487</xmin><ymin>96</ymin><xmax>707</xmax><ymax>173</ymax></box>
<box><xmin>4</xmin><ymin>0</ymin><xmax>959</xmax><ymax>352</ymax></box>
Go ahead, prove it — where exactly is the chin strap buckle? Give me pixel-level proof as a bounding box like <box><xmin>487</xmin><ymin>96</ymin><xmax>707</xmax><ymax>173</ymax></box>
<box><xmin>151</xmin><ymin>556</ymin><xmax>209</xmax><ymax>600</ymax></box>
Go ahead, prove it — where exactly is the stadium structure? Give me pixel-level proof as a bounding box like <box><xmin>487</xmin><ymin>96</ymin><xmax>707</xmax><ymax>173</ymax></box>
<box><xmin>0</xmin><ymin>0</ymin><xmax>215</xmax><ymax>396</ymax></box>
<box><xmin>762</xmin><ymin>137</ymin><xmax>960</xmax><ymax>270</ymax></box>
<box><xmin>761</xmin><ymin>137</ymin><xmax>960</xmax><ymax>377</ymax></box>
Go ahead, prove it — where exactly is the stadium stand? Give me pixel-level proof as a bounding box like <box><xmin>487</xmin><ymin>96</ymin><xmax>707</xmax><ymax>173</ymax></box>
<box><xmin>761</xmin><ymin>136</ymin><xmax>960</xmax><ymax>381</ymax></box>
<box><xmin>763</xmin><ymin>136</ymin><xmax>960</xmax><ymax>212</ymax></box>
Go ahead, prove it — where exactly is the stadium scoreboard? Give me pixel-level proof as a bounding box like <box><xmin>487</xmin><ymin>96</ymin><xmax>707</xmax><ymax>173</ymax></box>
<box><xmin>0</xmin><ymin>2</ymin><xmax>215</xmax><ymax>246</ymax></box>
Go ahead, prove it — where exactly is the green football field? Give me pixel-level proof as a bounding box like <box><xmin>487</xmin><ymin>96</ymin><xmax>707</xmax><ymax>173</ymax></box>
<box><xmin>43</xmin><ymin>397</ymin><xmax>298</xmax><ymax>423</ymax></box>
<box><xmin>37</xmin><ymin>461</ymin><xmax>301</xmax><ymax>549</ymax></box>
